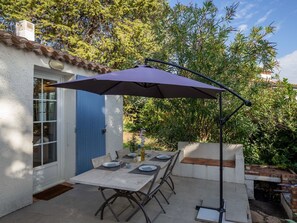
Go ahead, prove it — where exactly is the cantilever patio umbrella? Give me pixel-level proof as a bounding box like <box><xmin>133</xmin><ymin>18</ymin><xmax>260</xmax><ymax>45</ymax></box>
<box><xmin>52</xmin><ymin>65</ymin><xmax>223</xmax><ymax>98</ymax></box>
<box><xmin>52</xmin><ymin>58</ymin><xmax>251</xmax><ymax>223</ymax></box>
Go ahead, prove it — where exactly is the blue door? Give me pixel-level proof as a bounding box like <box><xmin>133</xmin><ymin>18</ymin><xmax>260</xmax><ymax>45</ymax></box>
<box><xmin>76</xmin><ymin>75</ymin><xmax>106</xmax><ymax>175</ymax></box>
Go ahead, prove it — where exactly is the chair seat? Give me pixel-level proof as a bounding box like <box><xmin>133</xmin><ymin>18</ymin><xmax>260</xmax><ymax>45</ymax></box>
<box><xmin>139</xmin><ymin>183</ymin><xmax>160</xmax><ymax>195</ymax></box>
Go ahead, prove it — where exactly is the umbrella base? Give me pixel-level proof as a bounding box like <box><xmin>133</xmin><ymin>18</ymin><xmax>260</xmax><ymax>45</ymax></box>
<box><xmin>195</xmin><ymin>200</ymin><xmax>226</xmax><ymax>223</ymax></box>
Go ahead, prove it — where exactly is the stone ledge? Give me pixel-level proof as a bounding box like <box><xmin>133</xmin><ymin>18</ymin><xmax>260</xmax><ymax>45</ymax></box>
<box><xmin>181</xmin><ymin>157</ymin><xmax>235</xmax><ymax>168</ymax></box>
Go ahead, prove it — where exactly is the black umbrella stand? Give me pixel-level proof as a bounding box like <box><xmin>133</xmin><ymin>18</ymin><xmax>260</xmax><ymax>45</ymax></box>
<box><xmin>145</xmin><ymin>58</ymin><xmax>251</xmax><ymax>223</ymax></box>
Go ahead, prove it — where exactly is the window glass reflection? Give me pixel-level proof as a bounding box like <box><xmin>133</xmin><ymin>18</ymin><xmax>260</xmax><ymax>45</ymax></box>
<box><xmin>43</xmin><ymin>122</ymin><xmax>57</xmax><ymax>142</ymax></box>
<box><xmin>33</xmin><ymin>78</ymin><xmax>42</xmax><ymax>99</ymax></box>
<box><xmin>43</xmin><ymin>79</ymin><xmax>57</xmax><ymax>100</ymax></box>
<box><xmin>43</xmin><ymin>143</ymin><xmax>57</xmax><ymax>165</ymax></box>
<box><xmin>33</xmin><ymin>100</ymin><xmax>43</xmax><ymax>121</ymax></box>
<box><xmin>45</xmin><ymin>101</ymin><xmax>57</xmax><ymax>121</ymax></box>
<box><xmin>33</xmin><ymin>123</ymin><xmax>41</xmax><ymax>144</ymax></box>
<box><xmin>33</xmin><ymin>146</ymin><xmax>41</xmax><ymax>167</ymax></box>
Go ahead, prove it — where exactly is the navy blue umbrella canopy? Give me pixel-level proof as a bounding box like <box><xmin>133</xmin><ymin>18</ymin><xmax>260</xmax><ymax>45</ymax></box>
<box><xmin>52</xmin><ymin>65</ymin><xmax>224</xmax><ymax>99</ymax></box>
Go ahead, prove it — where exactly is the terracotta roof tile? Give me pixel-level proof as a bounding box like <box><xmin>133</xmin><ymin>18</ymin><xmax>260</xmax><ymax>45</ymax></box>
<box><xmin>0</xmin><ymin>30</ymin><xmax>111</xmax><ymax>73</ymax></box>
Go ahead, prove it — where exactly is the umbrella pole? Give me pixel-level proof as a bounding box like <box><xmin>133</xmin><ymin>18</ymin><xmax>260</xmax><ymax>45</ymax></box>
<box><xmin>218</xmin><ymin>92</ymin><xmax>225</xmax><ymax>222</ymax></box>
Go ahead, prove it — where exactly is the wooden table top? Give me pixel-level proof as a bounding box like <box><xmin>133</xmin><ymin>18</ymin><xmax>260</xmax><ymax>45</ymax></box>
<box><xmin>70</xmin><ymin>150</ymin><xmax>175</xmax><ymax>192</ymax></box>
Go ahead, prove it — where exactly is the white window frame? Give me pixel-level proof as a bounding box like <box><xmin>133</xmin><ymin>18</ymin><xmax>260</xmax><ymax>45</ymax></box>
<box><xmin>33</xmin><ymin>69</ymin><xmax>64</xmax><ymax>172</ymax></box>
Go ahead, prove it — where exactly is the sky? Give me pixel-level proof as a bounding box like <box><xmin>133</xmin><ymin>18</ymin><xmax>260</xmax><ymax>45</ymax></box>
<box><xmin>169</xmin><ymin>0</ymin><xmax>297</xmax><ymax>84</ymax></box>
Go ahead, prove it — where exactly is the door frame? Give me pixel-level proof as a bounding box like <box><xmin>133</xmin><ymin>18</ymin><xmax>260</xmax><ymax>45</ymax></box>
<box><xmin>33</xmin><ymin>68</ymin><xmax>65</xmax><ymax>193</ymax></box>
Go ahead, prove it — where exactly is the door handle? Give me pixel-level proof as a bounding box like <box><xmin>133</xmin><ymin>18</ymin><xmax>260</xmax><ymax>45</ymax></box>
<box><xmin>101</xmin><ymin>125</ymin><xmax>107</xmax><ymax>134</ymax></box>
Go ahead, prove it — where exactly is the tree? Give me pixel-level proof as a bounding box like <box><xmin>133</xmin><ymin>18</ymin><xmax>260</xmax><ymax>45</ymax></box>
<box><xmin>131</xmin><ymin>1</ymin><xmax>276</xmax><ymax>146</ymax></box>
<box><xmin>136</xmin><ymin>1</ymin><xmax>297</xmax><ymax>171</ymax></box>
<box><xmin>245</xmin><ymin>79</ymin><xmax>297</xmax><ymax>171</ymax></box>
<box><xmin>0</xmin><ymin>0</ymin><xmax>169</xmax><ymax>69</ymax></box>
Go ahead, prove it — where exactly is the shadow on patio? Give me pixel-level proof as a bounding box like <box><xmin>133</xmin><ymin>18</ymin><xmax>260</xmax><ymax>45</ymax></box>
<box><xmin>0</xmin><ymin>175</ymin><xmax>251</xmax><ymax>223</ymax></box>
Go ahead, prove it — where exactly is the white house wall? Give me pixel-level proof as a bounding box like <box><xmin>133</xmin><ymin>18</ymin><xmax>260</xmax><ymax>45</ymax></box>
<box><xmin>0</xmin><ymin>44</ymin><xmax>34</xmax><ymax>217</ymax></box>
<box><xmin>0</xmin><ymin>43</ymin><xmax>123</xmax><ymax>217</ymax></box>
<box><xmin>105</xmin><ymin>95</ymin><xmax>123</xmax><ymax>160</ymax></box>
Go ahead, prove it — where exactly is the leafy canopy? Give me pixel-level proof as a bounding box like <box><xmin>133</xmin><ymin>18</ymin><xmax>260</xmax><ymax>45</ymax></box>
<box><xmin>0</xmin><ymin>0</ymin><xmax>169</xmax><ymax>69</ymax></box>
<box><xmin>125</xmin><ymin>2</ymin><xmax>297</xmax><ymax>172</ymax></box>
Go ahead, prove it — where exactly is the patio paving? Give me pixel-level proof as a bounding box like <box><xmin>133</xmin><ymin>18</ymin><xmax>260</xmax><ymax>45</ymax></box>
<box><xmin>0</xmin><ymin>176</ymin><xmax>251</xmax><ymax>223</ymax></box>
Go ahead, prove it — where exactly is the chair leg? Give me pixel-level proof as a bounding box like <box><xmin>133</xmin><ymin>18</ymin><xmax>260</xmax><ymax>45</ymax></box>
<box><xmin>95</xmin><ymin>189</ymin><xmax>120</xmax><ymax>222</ymax></box>
<box><xmin>168</xmin><ymin>176</ymin><xmax>175</xmax><ymax>192</ymax></box>
<box><xmin>133</xmin><ymin>192</ymin><xmax>142</xmax><ymax>201</ymax></box>
<box><xmin>126</xmin><ymin>196</ymin><xmax>135</xmax><ymax>208</ymax></box>
<box><xmin>98</xmin><ymin>193</ymin><xmax>121</xmax><ymax>222</ymax></box>
<box><xmin>165</xmin><ymin>177</ymin><xmax>176</xmax><ymax>194</ymax></box>
<box><xmin>125</xmin><ymin>194</ymin><xmax>152</xmax><ymax>223</ymax></box>
<box><xmin>158</xmin><ymin>190</ymin><xmax>170</xmax><ymax>204</ymax></box>
<box><xmin>153</xmin><ymin>195</ymin><xmax>166</xmax><ymax>214</ymax></box>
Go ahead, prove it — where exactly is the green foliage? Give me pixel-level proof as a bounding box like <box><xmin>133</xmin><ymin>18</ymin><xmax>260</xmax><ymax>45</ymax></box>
<box><xmin>244</xmin><ymin>80</ymin><xmax>297</xmax><ymax>171</ymax></box>
<box><xmin>0</xmin><ymin>0</ymin><xmax>169</xmax><ymax>69</ymax></box>
<box><xmin>123</xmin><ymin>96</ymin><xmax>149</xmax><ymax>132</ymax></box>
<box><xmin>128</xmin><ymin>132</ymin><xmax>137</xmax><ymax>152</ymax></box>
<box><xmin>126</xmin><ymin>1</ymin><xmax>276</xmax><ymax>145</ymax></box>
<box><xmin>125</xmin><ymin>1</ymin><xmax>296</xmax><ymax>171</ymax></box>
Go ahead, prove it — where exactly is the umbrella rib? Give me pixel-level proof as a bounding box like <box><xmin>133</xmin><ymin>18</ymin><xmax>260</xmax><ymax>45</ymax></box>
<box><xmin>156</xmin><ymin>85</ymin><xmax>165</xmax><ymax>98</ymax></box>
<box><xmin>101</xmin><ymin>81</ymin><xmax>122</xmax><ymax>94</ymax></box>
<box><xmin>134</xmin><ymin>82</ymin><xmax>164</xmax><ymax>97</ymax></box>
<box><xmin>191</xmin><ymin>87</ymin><xmax>217</xmax><ymax>99</ymax></box>
<box><xmin>134</xmin><ymin>82</ymin><xmax>157</xmax><ymax>88</ymax></box>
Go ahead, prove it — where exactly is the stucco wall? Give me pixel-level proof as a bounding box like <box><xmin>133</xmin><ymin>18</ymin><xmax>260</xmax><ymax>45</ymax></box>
<box><xmin>105</xmin><ymin>95</ymin><xmax>123</xmax><ymax>160</ymax></box>
<box><xmin>0</xmin><ymin>43</ymin><xmax>123</xmax><ymax>217</ymax></box>
<box><xmin>0</xmin><ymin>44</ymin><xmax>34</xmax><ymax>217</ymax></box>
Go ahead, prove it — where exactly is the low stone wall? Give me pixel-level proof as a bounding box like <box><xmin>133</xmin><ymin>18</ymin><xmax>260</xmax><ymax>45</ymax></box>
<box><xmin>173</xmin><ymin>142</ymin><xmax>245</xmax><ymax>184</ymax></box>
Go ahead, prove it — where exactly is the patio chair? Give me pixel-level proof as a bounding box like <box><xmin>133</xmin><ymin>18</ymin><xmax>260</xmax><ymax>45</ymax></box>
<box><xmin>128</xmin><ymin>159</ymin><xmax>172</xmax><ymax>223</ymax></box>
<box><xmin>161</xmin><ymin>150</ymin><xmax>181</xmax><ymax>195</ymax></box>
<box><xmin>92</xmin><ymin>154</ymin><xmax>120</xmax><ymax>221</ymax></box>
<box><xmin>115</xmin><ymin>148</ymin><xmax>130</xmax><ymax>159</ymax></box>
<box><xmin>91</xmin><ymin>153</ymin><xmax>112</xmax><ymax>168</ymax></box>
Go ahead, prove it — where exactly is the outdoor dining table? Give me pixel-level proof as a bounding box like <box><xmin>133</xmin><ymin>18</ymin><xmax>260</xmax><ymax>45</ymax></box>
<box><xmin>70</xmin><ymin>150</ymin><xmax>174</xmax><ymax>222</ymax></box>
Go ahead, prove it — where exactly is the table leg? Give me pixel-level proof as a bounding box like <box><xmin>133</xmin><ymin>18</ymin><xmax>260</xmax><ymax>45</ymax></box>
<box><xmin>98</xmin><ymin>193</ymin><xmax>120</xmax><ymax>221</ymax></box>
<box><xmin>125</xmin><ymin>193</ymin><xmax>151</xmax><ymax>223</ymax></box>
<box><xmin>95</xmin><ymin>190</ymin><xmax>120</xmax><ymax>222</ymax></box>
<box><xmin>99</xmin><ymin>190</ymin><xmax>151</xmax><ymax>223</ymax></box>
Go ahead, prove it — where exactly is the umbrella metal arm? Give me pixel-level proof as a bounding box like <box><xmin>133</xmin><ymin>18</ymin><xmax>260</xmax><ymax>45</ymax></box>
<box><xmin>221</xmin><ymin>102</ymin><xmax>245</xmax><ymax>125</ymax></box>
<box><xmin>145</xmin><ymin>58</ymin><xmax>251</xmax><ymax>223</ymax></box>
<box><xmin>145</xmin><ymin>58</ymin><xmax>252</xmax><ymax>106</ymax></box>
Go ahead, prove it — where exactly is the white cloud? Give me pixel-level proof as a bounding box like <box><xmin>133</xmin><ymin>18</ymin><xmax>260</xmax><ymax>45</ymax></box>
<box><xmin>238</xmin><ymin>24</ymin><xmax>248</xmax><ymax>32</ymax></box>
<box><xmin>256</xmin><ymin>9</ymin><xmax>273</xmax><ymax>25</ymax></box>
<box><xmin>278</xmin><ymin>50</ymin><xmax>297</xmax><ymax>84</ymax></box>
<box><xmin>235</xmin><ymin>3</ymin><xmax>255</xmax><ymax>19</ymax></box>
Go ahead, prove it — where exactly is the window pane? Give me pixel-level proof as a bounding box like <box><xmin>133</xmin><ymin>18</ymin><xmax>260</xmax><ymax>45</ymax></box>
<box><xmin>33</xmin><ymin>145</ymin><xmax>41</xmax><ymax>167</ymax></box>
<box><xmin>33</xmin><ymin>100</ymin><xmax>43</xmax><ymax>121</ymax></box>
<box><xmin>43</xmin><ymin>143</ymin><xmax>57</xmax><ymax>165</ymax></box>
<box><xmin>33</xmin><ymin>123</ymin><xmax>41</xmax><ymax>144</ymax></box>
<box><xmin>43</xmin><ymin>122</ymin><xmax>57</xmax><ymax>142</ymax></box>
<box><xmin>43</xmin><ymin>79</ymin><xmax>57</xmax><ymax>100</ymax></box>
<box><xmin>33</xmin><ymin>78</ymin><xmax>42</xmax><ymax>99</ymax></box>
<box><xmin>33</xmin><ymin>77</ymin><xmax>58</xmax><ymax>168</ymax></box>
<box><xmin>45</xmin><ymin>101</ymin><xmax>57</xmax><ymax>121</ymax></box>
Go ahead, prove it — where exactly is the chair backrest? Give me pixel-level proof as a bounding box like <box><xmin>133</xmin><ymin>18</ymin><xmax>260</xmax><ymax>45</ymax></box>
<box><xmin>91</xmin><ymin>153</ymin><xmax>112</xmax><ymax>168</ymax></box>
<box><xmin>145</xmin><ymin>166</ymin><xmax>161</xmax><ymax>195</ymax></box>
<box><xmin>115</xmin><ymin>148</ymin><xmax>130</xmax><ymax>159</ymax></box>
<box><xmin>142</xmin><ymin>160</ymin><xmax>172</xmax><ymax>197</ymax></box>
<box><xmin>169</xmin><ymin>150</ymin><xmax>181</xmax><ymax>174</ymax></box>
<box><xmin>158</xmin><ymin>158</ymin><xmax>173</xmax><ymax>186</ymax></box>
